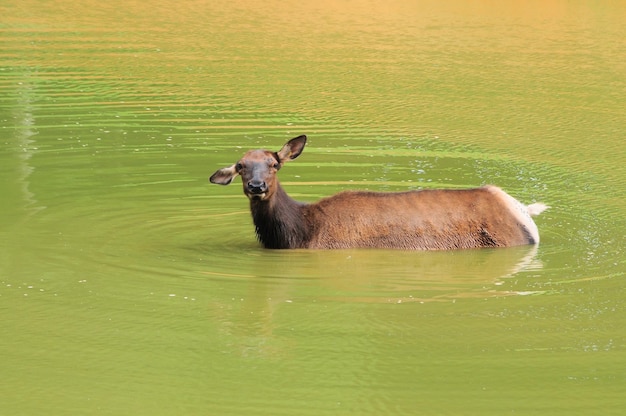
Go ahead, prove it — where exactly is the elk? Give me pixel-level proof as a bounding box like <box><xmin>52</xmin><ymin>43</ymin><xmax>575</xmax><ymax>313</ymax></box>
<box><xmin>209</xmin><ymin>135</ymin><xmax>548</xmax><ymax>250</ymax></box>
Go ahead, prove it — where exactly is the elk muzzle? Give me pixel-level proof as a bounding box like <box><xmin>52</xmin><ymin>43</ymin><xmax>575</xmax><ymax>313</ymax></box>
<box><xmin>246</xmin><ymin>180</ymin><xmax>268</xmax><ymax>199</ymax></box>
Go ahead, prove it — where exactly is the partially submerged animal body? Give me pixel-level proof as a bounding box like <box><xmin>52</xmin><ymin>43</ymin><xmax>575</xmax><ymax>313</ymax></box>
<box><xmin>210</xmin><ymin>135</ymin><xmax>548</xmax><ymax>250</ymax></box>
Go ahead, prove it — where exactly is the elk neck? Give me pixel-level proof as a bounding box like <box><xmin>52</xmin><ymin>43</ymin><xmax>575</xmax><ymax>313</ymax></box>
<box><xmin>249</xmin><ymin>181</ymin><xmax>311</xmax><ymax>249</ymax></box>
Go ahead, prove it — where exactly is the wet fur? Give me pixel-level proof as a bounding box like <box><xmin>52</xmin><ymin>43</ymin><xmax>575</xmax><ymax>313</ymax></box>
<box><xmin>251</xmin><ymin>184</ymin><xmax>541</xmax><ymax>249</ymax></box>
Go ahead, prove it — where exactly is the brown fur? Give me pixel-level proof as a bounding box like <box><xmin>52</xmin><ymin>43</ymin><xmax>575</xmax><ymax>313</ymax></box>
<box><xmin>210</xmin><ymin>135</ymin><xmax>546</xmax><ymax>250</ymax></box>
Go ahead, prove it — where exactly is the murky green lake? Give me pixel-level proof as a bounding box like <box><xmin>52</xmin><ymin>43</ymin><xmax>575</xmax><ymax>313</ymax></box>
<box><xmin>1</xmin><ymin>0</ymin><xmax>625</xmax><ymax>414</ymax></box>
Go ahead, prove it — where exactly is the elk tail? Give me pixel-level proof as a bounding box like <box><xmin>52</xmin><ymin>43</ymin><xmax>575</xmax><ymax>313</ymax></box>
<box><xmin>527</xmin><ymin>203</ymin><xmax>549</xmax><ymax>217</ymax></box>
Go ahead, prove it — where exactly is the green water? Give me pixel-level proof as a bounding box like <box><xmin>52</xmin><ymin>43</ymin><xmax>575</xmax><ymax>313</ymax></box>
<box><xmin>1</xmin><ymin>0</ymin><xmax>625</xmax><ymax>414</ymax></box>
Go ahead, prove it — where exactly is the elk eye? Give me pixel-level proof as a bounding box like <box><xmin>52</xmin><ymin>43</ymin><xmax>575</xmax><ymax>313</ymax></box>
<box><xmin>235</xmin><ymin>163</ymin><xmax>243</xmax><ymax>171</ymax></box>
<box><xmin>272</xmin><ymin>162</ymin><xmax>280</xmax><ymax>170</ymax></box>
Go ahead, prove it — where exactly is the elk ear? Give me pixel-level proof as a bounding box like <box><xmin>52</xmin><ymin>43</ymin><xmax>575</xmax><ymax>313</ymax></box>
<box><xmin>209</xmin><ymin>164</ymin><xmax>238</xmax><ymax>185</ymax></box>
<box><xmin>277</xmin><ymin>135</ymin><xmax>307</xmax><ymax>162</ymax></box>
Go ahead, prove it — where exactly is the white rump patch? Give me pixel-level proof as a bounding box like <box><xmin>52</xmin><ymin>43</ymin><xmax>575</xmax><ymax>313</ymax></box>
<box><xmin>485</xmin><ymin>186</ymin><xmax>546</xmax><ymax>244</ymax></box>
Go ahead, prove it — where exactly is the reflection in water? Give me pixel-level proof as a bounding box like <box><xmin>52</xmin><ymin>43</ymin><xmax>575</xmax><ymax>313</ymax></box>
<box><xmin>319</xmin><ymin>244</ymin><xmax>545</xmax><ymax>302</ymax></box>
<box><xmin>206</xmin><ymin>243</ymin><xmax>545</xmax><ymax>305</ymax></box>
<box><xmin>6</xmin><ymin>71</ymin><xmax>44</xmax><ymax>219</ymax></box>
<box><xmin>203</xmin><ymin>244</ymin><xmax>545</xmax><ymax>362</ymax></box>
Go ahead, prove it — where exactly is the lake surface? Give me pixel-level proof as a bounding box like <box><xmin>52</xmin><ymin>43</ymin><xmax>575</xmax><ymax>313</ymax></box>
<box><xmin>1</xmin><ymin>0</ymin><xmax>625</xmax><ymax>414</ymax></box>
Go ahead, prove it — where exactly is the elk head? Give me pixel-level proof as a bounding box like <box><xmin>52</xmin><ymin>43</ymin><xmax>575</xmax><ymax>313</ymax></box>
<box><xmin>209</xmin><ymin>135</ymin><xmax>307</xmax><ymax>201</ymax></box>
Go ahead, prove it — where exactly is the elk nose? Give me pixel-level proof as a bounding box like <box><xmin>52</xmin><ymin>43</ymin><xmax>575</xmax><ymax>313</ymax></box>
<box><xmin>247</xmin><ymin>180</ymin><xmax>267</xmax><ymax>194</ymax></box>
